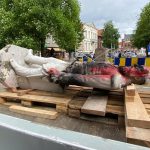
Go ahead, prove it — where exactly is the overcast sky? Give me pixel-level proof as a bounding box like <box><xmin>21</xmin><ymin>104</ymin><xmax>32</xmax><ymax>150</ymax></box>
<box><xmin>78</xmin><ymin>0</ymin><xmax>149</xmax><ymax>35</ymax></box>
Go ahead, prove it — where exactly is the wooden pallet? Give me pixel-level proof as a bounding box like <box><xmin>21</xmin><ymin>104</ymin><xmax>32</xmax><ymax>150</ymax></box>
<box><xmin>0</xmin><ymin>90</ymin><xmax>72</xmax><ymax>114</ymax></box>
<box><xmin>68</xmin><ymin>89</ymin><xmax>125</xmax><ymax>126</ymax></box>
<box><xmin>0</xmin><ymin>86</ymin><xmax>92</xmax><ymax>120</ymax></box>
<box><xmin>125</xmin><ymin>85</ymin><xmax>150</xmax><ymax>148</ymax></box>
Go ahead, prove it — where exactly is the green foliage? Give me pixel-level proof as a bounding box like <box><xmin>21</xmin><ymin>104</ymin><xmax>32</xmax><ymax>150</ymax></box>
<box><xmin>132</xmin><ymin>2</ymin><xmax>150</xmax><ymax>49</ymax></box>
<box><xmin>0</xmin><ymin>0</ymin><xmax>83</xmax><ymax>53</ymax></box>
<box><xmin>102</xmin><ymin>21</ymin><xmax>120</xmax><ymax>49</ymax></box>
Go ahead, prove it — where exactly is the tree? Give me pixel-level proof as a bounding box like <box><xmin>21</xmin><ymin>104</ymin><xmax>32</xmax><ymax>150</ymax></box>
<box><xmin>0</xmin><ymin>0</ymin><xmax>83</xmax><ymax>55</ymax></box>
<box><xmin>132</xmin><ymin>2</ymin><xmax>150</xmax><ymax>50</ymax></box>
<box><xmin>102</xmin><ymin>21</ymin><xmax>120</xmax><ymax>49</ymax></box>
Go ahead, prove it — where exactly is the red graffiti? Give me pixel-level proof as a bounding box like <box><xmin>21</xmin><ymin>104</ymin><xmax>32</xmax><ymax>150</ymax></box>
<box><xmin>48</xmin><ymin>68</ymin><xmax>60</xmax><ymax>76</ymax></box>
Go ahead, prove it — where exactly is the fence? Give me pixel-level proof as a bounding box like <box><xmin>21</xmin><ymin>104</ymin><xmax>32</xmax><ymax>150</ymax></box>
<box><xmin>113</xmin><ymin>57</ymin><xmax>150</xmax><ymax>67</ymax></box>
<box><xmin>79</xmin><ymin>57</ymin><xmax>150</xmax><ymax>67</ymax></box>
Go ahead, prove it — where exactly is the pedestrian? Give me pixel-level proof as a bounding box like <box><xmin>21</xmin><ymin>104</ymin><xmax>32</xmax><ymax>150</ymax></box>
<box><xmin>49</xmin><ymin>48</ymin><xmax>55</xmax><ymax>57</ymax></box>
<box><xmin>147</xmin><ymin>42</ymin><xmax>150</xmax><ymax>57</ymax></box>
<box><xmin>118</xmin><ymin>51</ymin><xmax>121</xmax><ymax>58</ymax></box>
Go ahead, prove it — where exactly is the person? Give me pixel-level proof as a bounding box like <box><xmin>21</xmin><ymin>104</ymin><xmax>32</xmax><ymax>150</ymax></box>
<box><xmin>83</xmin><ymin>55</ymin><xmax>88</xmax><ymax>63</ymax></box>
<box><xmin>90</xmin><ymin>52</ymin><xmax>94</xmax><ymax>59</ymax></box>
<box><xmin>49</xmin><ymin>48</ymin><xmax>55</xmax><ymax>57</ymax></box>
<box><xmin>118</xmin><ymin>51</ymin><xmax>121</xmax><ymax>58</ymax></box>
<box><xmin>147</xmin><ymin>42</ymin><xmax>150</xmax><ymax>57</ymax></box>
<box><xmin>115</xmin><ymin>51</ymin><xmax>119</xmax><ymax>58</ymax></box>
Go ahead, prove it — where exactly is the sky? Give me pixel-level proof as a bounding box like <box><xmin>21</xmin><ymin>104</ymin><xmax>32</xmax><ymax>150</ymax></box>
<box><xmin>78</xmin><ymin>0</ymin><xmax>149</xmax><ymax>36</ymax></box>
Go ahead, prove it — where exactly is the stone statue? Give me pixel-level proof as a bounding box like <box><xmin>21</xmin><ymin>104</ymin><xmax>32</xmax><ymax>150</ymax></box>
<box><xmin>0</xmin><ymin>45</ymin><xmax>149</xmax><ymax>93</ymax></box>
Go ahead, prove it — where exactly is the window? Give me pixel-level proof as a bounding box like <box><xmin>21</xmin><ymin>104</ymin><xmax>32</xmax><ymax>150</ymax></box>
<box><xmin>86</xmin><ymin>43</ymin><xmax>88</xmax><ymax>51</ymax></box>
<box><xmin>88</xmin><ymin>31</ymin><xmax>90</xmax><ymax>39</ymax></box>
<box><xmin>88</xmin><ymin>43</ymin><xmax>90</xmax><ymax>51</ymax></box>
<box><xmin>84</xmin><ymin>43</ymin><xmax>87</xmax><ymax>51</ymax></box>
<box><xmin>84</xmin><ymin>30</ymin><xmax>87</xmax><ymax>39</ymax></box>
<box><xmin>84</xmin><ymin>32</ymin><xmax>86</xmax><ymax>38</ymax></box>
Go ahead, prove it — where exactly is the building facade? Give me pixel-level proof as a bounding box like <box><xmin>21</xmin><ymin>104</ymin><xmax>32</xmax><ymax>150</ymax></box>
<box><xmin>45</xmin><ymin>34</ymin><xmax>64</xmax><ymax>59</ymax></box>
<box><xmin>97</xmin><ymin>29</ymin><xmax>104</xmax><ymax>49</ymax></box>
<box><xmin>119</xmin><ymin>34</ymin><xmax>133</xmax><ymax>50</ymax></box>
<box><xmin>46</xmin><ymin>23</ymin><xmax>98</xmax><ymax>54</ymax></box>
<box><xmin>45</xmin><ymin>34</ymin><xmax>60</xmax><ymax>51</ymax></box>
<box><xmin>78</xmin><ymin>23</ymin><xmax>98</xmax><ymax>53</ymax></box>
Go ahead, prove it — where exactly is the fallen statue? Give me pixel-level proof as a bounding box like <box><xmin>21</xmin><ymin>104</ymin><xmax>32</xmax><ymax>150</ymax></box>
<box><xmin>0</xmin><ymin>45</ymin><xmax>150</xmax><ymax>93</ymax></box>
<box><xmin>48</xmin><ymin>62</ymin><xmax>150</xmax><ymax>90</ymax></box>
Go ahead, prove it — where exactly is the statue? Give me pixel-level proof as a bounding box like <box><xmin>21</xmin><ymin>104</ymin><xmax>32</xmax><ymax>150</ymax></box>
<box><xmin>0</xmin><ymin>45</ymin><xmax>70</xmax><ymax>93</ymax></box>
<box><xmin>0</xmin><ymin>45</ymin><xmax>149</xmax><ymax>93</ymax></box>
<box><xmin>47</xmin><ymin>62</ymin><xmax>150</xmax><ymax>90</ymax></box>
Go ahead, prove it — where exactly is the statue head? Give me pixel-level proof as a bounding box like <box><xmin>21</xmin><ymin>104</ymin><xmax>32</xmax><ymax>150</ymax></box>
<box><xmin>119</xmin><ymin>65</ymin><xmax>149</xmax><ymax>84</ymax></box>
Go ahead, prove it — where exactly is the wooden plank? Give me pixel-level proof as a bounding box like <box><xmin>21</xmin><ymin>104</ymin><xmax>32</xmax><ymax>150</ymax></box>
<box><xmin>125</xmin><ymin>91</ymin><xmax>150</xmax><ymax>129</ymax></box>
<box><xmin>126</xmin><ymin>127</ymin><xmax>150</xmax><ymax>148</ymax></box>
<box><xmin>107</xmin><ymin>100</ymin><xmax>124</xmax><ymax>106</ymax></box>
<box><xmin>28</xmin><ymin>90</ymin><xmax>73</xmax><ymax>98</ymax></box>
<box><xmin>9</xmin><ymin>105</ymin><xmax>58</xmax><ymax>119</ymax></box>
<box><xmin>0</xmin><ymin>92</ymin><xmax>70</xmax><ymax>106</ymax></box>
<box><xmin>106</xmin><ymin>105</ymin><xmax>124</xmax><ymax>116</ymax></box>
<box><xmin>56</xmin><ymin>105</ymin><xmax>68</xmax><ymax>114</ymax></box>
<box><xmin>81</xmin><ymin>96</ymin><xmax>108</xmax><ymax>116</ymax></box>
<box><xmin>140</xmin><ymin>94</ymin><xmax>150</xmax><ymax>98</ymax></box>
<box><xmin>76</xmin><ymin>91</ymin><xmax>91</xmax><ymax>98</ymax></box>
<box><xmin>126</xmin><ymin>84</ymin><xmax>135</xmax><ymax>96</ymax></box>
<box><xmin>124</xmin><ymin>90</ymin><xmax>135</xmax><ymax>102</ymax></box>
<box><xmin>68</xmin><ymin>108</ymin><xmax>80</xmax><ymax>118</ymax></box>
<box><xmin>0</xmin><ymin>97</ymin><xmax>6</xmax><ymax>104</ymax></box>
<box><xmin>69</xmin><ymin>99</ymin><xmax>86</xmax><ymax>110</ymax></box>
<box><xmin>142</xmin><ymin>98</ymin><xmax>150</xmax><ymax>104</ymax></box>
<box><xmin>144</xmin><ymin>104</ymin><xmax>150</xmax><ymax>110</ymax></box>
<box><xmin>17</xmin><ymin>89</ymin><xmax>33</xmax><ymax>96</ymax></box>
<box><xmin>3</xmin><ymin>102</ymin><xmax>20</xmax><ymax>106</ymax></box>
<box><xmin>139</xmin><ymin>92</ymin><xmax>150</xmax><ymax>95</ymax></box>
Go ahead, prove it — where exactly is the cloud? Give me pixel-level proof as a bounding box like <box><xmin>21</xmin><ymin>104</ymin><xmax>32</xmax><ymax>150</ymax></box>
<box><xmin>78</xmin><ymin>0</ymin><xmax>149</xmax><ymax>34</ymax></box>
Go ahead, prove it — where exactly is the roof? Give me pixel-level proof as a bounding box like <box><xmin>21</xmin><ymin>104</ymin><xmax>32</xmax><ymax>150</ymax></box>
<box><xmin>83</xmin><ymin>22</ymin><xmax>97</xmax><ymax>29</ymax></box>
<box><xmin>124</xmin><ymin>34</ymin><xmax>133</xmax><ymax>41</ymax></box>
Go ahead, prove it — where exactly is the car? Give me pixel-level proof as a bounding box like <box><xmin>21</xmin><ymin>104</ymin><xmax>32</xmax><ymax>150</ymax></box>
<box><xmin>76</xmin><ymin>53</ymin><xmax>94</xmax><ymax>63</ymax></box>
